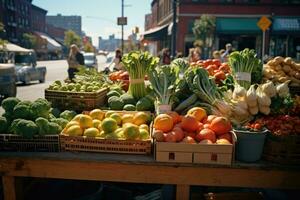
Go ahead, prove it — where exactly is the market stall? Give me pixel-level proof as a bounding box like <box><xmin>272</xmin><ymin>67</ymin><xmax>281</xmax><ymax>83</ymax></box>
<box><xmin>1</xmin><ymin>49</ymin><xmax>300</xmax><ymax>200</ymax></box>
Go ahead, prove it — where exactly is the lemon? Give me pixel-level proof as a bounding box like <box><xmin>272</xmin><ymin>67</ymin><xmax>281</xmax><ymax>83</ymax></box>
<box><xmin>79</xmin><ymin>115</ymin><xmax>93</xmax><ymax>129</ymax></box>
<box><xmin>133</xmin><ymin>112</ymin><xmax>150</xmax><ymax>126</ymax></box>
<box><xmin>121</xmin><ymin>114</ymin><xmax>134</xmax><ymax>124</ymax></box>
<box><xmin>110</xmin><ymin>113</ymin><xmax>122</xmax><ymax>125</ymax></box>
<box><xmin>139</xmin><ymin>124</ymin><xmax>149</xmax><ymax>131</ymax></box>
<box><xmin>66</xmin><ymin>125</ymin><xmax>83</xmax><ymax>136</ymax></box>
<box><xmin>92</xmin><ymin>119</ymin><xmax>102</xmax><ymax>128</ymax></box>
<box><xmin>84</xmin><ymin>127</ymin><xmax>99</xmax><ymax>137</ymax></box>
<box><xmin>89</xmin><ymin>109</ymin><xmax>105</xmax><ymax>120</ymax></box>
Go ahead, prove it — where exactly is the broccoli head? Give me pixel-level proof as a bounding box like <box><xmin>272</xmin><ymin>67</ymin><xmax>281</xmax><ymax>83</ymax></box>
<box><xmin>13</xmin><ymin>103</ymin><xmax>34</xmax><ymax>120</ymax></box>
<box><xmin>48</xmin><ymin>122</ymin><xmax>62</xmax><ymax>135</ymax></box>
<box><xmin>60</xmin><ymin>110</ymin><xmax>77</xmax><ymax>121</ymax></box>
<box><xmin>31</xmin><ymin>98</ymin><xmax>51</xmax><ymax>119</ymax></box>
<box><xmin>0</xmin><ymin>116</ymin><xmax>8</xmax><ymax>133</ymax></box>
<box><xmin>10</xmin><ymin>119</ymin><xmax>38</xmax><ymax>139</ymax></box>
<box><xmin>50</xmin><ymin>118</ymin><xmax>68</xmax><ymax>129</ymax></box>
<box><xmin>35</xmin><ymin>117</ymin><xmax>50</xmax><ymax>136</ymax></box>
<box><xmin>1</xmin><ymin>97</ymin><xmax>21</xmax><ymax>113</ymax></box>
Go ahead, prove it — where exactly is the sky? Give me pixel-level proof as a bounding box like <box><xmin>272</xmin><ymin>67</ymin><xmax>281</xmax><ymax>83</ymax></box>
<box><xmin>33</xmin><ymin>0</ymin><xmax>152</xmax><ymax>46</ymax></box>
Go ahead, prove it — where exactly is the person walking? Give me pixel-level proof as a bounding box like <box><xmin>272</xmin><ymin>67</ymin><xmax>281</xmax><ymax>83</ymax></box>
<box><xmin>221</xmin><ymin>43</ymin><xmax>233</xmax><ymax>62</ymax></box>
<box><xmin>67</xmin><ymin>44</ymin><xmax>84</xmax><ymax>81</ymax></box>
<box><xmin>188</xmin><ymin>47</ymin><xmax>202</xmax><ymax>63</ymax></box>
<box><xmin>161</xmin><ymin>48</ymin><xmax>171</xmax><ymax>65</ymax></box>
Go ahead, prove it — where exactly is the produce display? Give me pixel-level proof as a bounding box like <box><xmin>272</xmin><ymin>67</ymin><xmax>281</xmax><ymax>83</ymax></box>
<box><xmin>1</xmin><ymin>48</ymin><xmax>300</xmax><ymax>165</ymax></box>
<box><xmin>0</xmin><ymin>97</ymin><xmax>74</xmax><ymax>138</ymax></box>
<box><xmin>264</xmin><ymin>56</ymin><xmax>300</xmax><ymax>86</ymax></box>
<box><xmin>62</xmin><ymin>109</ymin><xmax>151</xmax><ymax>140</ymax></box>
<box><xmin>152</xmin><ymin>107</ymin><xmax>232</xmax><ymax>144</ymax></box>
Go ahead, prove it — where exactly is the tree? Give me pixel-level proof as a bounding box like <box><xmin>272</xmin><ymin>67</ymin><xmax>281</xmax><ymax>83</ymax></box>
<box><xmin>83</xmin><ymin>41</ymin><xmax>95</xmax><ymax>52</ymax></box>
<box><xmin>192</xmin><ymin>15</ymin><xmax>216</xmax><ymax>59</ymax></box>
<box><xmin>22</xmin><ymin>33</ymin><xmax>37</xmax><ymax>49</ymax></box>
<box><xmin>64</xmin><ymin>30</ymin><xmax>81</xmax><ymax>48</ymax></box>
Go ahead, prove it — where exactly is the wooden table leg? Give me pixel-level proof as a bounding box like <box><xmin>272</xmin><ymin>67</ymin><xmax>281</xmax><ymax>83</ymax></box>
<box><xmin>176</xmin><ymin>184</ymin><xmax>190</xmax><ymax>200</ymax></box>
<box><xmin>2</xmin><ymin>176</ymin><xmax>17</xmax><ymax>200</ymax></box>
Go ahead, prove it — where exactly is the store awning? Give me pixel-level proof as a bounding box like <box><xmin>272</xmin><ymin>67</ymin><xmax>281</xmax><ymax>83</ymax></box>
<box><xmin>216</xmin><ymin>18</ymin><xmax>261</xmax><ymax>34</ymax></box>
<box><xmin>142</xmin><ymin>23</ymin><xmax>169</xmax><ymax>40</ymax></box>
<box><xmin>0</xmin><ymin>43</ymin><xmax>33</xmax><ymax>53</ymax></box>
<box><xmin>35</xmin><ymin>31</ymin><xmax>62</xmax><ymax>52</ymax></box>
<box><xmin>273</xmin><ymin>17</ymin><xmax>300</xmax><ymax>32</ymax></box>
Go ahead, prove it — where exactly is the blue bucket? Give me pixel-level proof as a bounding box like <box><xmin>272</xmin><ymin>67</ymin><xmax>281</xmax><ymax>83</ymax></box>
<box><xmin>235</xmin><ymin>129</ymin><xmax>267</xmax><ymax>162</ymax></box>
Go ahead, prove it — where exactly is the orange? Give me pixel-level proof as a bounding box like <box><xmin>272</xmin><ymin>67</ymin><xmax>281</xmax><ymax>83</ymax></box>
<box><xmin>187</xmin><ymin>107</ymin><xmax>207</xmax><ymax>122</ymax></box>
<box><xmin>181</xmin><ymin>115</ymin><xmax>199</xmax><ymax>132</ymax></box>
<box><xmin>153</xmin><ymin>114</ymin><xmax>174</xmax><ymax>132</ymax></box>
<box><xmin>166</xmin><ymin>111</ymin><xmax>181</xmax><ymax>124</ymax></box>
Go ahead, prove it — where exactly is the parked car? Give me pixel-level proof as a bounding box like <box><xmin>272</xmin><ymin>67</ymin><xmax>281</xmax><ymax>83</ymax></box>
<box><xmin>0</xmin><ymin>63</ymin><xmax>16</xmax><ymax>100</ymax></box>
<box><xmin>83</xmin><ymin>52</ymin><xmax>98</xmax><ymax>70</ymax></box>
<box><xmin>14</xmin><ymin>52</ymin><xmax>47</xmax><ymax>84</ymax></box>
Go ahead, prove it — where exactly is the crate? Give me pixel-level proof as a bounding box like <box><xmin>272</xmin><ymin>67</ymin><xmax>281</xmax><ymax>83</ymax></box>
<box><xmin>45</xmin><ymin>87</ymin><xmax>108</xmax><ymax>112</ymax></box>
<box><xmin>0</xmin><ymin>134</ymin><xmax>59</xmax><ymax>152</ymax></box>
<box><xmin>203</xmin><ymin>192</ymin><xmax>264</xmax><ymax>200</ymax></box>
<box><xmin>60</xmin><ymin>134</ymin><xmax>151</xmax><ymax>154</ymax></box>
<box><xmin>263</xmin><ymin>133</ymin><xmax>300</xmax><ymax>165</ymax></box>
<box><xmin>154</xmin><ymin>132</ymin><xmax>236</xmax><ymax>165</ymax></box>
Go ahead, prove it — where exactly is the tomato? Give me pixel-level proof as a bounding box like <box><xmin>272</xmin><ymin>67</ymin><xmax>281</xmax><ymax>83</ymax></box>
<box><xmin>196</xmin><ymin>60</ymin><xmax>204</xmax><ymax>65</ymax></box>
<box><xmin>212</xmin><ymin>59</ymin><xmax>221</xmax><ymax>67</ymax></box>
<box><xmin>254</xmin><ymin>123</ymin><xmax>262</xmax><ymax>130</ymax></box>
<box><xmin>219</xmin><ymin>65</ymin><xmax>229</xmax><ymax>73</ymax></box>
<box><xmin>203</xmin><ymin>59</ymin><xmax>213</xmax><ymax>67</ymax></box>
<box><xmin>214</xmin><ymin>71</ymin><xmax>226</xmax><ymax>81</ymax></box>
<box><xmin>206</xmin><ymin>66</ymin><xmax>215</xmax><ymax>76</ymax></box>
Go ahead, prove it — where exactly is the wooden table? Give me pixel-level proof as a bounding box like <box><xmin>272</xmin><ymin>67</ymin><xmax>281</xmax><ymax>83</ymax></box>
<box><xmin>1</xmin><ymin>152</ymin><xmax>300</xmax><ymax>200</ymax></box>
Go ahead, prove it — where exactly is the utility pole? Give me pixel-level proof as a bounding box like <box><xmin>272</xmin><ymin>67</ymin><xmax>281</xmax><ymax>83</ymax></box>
<box><xmin>171</xmin><ymin>0</ymin><xmax>177</xmax><ymax>58</ymax></box>
<box><xmin>121</xmin><ymin>0</ymin><xmax>124</xmax><ymax>53</ymax></box>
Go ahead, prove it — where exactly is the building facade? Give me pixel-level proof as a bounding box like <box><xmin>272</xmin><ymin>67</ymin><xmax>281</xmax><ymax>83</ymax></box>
<box><xmin>98</xmin><ymin>34</ymin><xmax>122</xmax><ymax>52</ymax></box>
<box><xmin>0</xmin><ymin>0</ymin><xmax>33</xmax><ymax>44</ymax></box>
<box><xmin>45</xmin><ymin>23</ymin><xmax>66</xmax><ymax>44</ymax></box>
<box><xmin>46</xmin><ymin>14</ymin><xmax>82</xmax><ymax>36</ymax></box>
<box><xmin>31</xmin><ymin>4</ymin><xmax>47</xmax><ymax>32</ymax></box>
<box><xmin>144</xmin><ymin>0</ymin><xmax>300</xmax><ymax>59</ymax></box>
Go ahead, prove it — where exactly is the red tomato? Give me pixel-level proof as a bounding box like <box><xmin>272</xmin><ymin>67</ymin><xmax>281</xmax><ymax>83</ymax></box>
<box><xmin>203</xmin><ymin>60</ymin><xmax>212</xmax><ymax>67</ymax></box>
<box><xmin>212</xmin><ymin>59</ymin><xmax>221</xmax><ymax>67</ymax></box>
<box><xmin>214</xmin><ymin>71</ymin><xmax>226</xmax><ymax>81</ymax></box>
<box><xmin>206</xmin><ymin>66</ymin><xmax>215</xmax><ymax>76</ymax></box>
<box><xmin>219</xmin><ymin>65</ymin><xmax>229</xmax><ymax>73</ymax></box>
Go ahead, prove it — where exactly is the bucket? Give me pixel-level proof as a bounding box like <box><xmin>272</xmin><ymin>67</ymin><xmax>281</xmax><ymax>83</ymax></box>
<box><xmin>235</xmin><ymin>129</ymin><xmax>267</xmax><ymax>162</ymax></box>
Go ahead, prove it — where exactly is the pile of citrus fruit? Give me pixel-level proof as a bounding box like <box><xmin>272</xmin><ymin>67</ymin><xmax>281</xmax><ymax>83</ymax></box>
<box><xmin>152</xmin><ymin>107</ymin><xmax>233</xmax><ymax>144</ymax></box>
<box><xmin>62</xmin><ymin>109</ymin><xmax>151</xmax><ymax>140</ymax></box>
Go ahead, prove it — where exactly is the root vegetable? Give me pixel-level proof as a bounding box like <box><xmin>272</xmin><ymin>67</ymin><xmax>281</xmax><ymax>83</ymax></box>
<box><xmin>283</xmin><ymin>65</ymin><xmax>291</xmax><ymax>73</ymax></box>
<box><xmin>259</xmin><ymin>105</ymin><xmax>270</xmax><ymax>115</ymax></box>
<box><xmin>249</xmin><ymin>106</ymin><xmax>258</xmax><ymax>115</ymax></box>
<box><xmin>261</xmin><ymin>81</ymin><xmax>276</xmax><ymax>97</ymax></box>
<box><xmin>276</xmin><ymin>80</ymin><xmax>290</xmax><ymax>97</ymax></box>
<box><xmin>284</xmin><ymin>57</ymin><xmax>293</xmax><ymax>65</ymax></box>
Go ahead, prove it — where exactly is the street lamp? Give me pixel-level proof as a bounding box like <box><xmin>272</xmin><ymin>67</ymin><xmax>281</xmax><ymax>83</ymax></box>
<box><xmin>171</xmin><ymin>0</ymin><xmax>178</xmax><ymax>58</ymax></box>
<box><xmin>119</xmin><ymin>0</ymin><xmax>131</xmax><ymax>53</ymax></box>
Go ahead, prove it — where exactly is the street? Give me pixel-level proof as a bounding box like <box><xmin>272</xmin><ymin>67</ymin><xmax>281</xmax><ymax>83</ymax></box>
<box><xmin>16</xmin><ymin>55</ymin><xmax>109</xmax><ymax>101</ymax></box>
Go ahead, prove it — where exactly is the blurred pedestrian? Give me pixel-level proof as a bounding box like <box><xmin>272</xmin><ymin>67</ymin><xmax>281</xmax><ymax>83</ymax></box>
<box><xmin>188</xmin><ymin>47</ymin><xmax>201</xmax><ymax>63</ymax></box>
<box><xmin>221</xmin><ymin>43</ymin><xmax>233</xmax><ymax>62</ymax></box>
<box><xmin>175</xmin><ymin>52</ymin><xmax>183</xmax><ymax>58</ymax></box>
<box><xmin>161</xmin><ymin>48</ymin><xmax>171</xmax><ymax>65</ymax></box>
<box><xmin>212</xmin><ymin>50</ymin><xmax>221</xmax><ymax>59</ymax></box>
<box><xmin>67</xmin><ymin>44</ymin><xmax>84</xmax><ymax>81</ymax></box>
<box><xmin>109</xmin><ymin>48</ymin><xmax>124</xmax><ymax>71</ymax></box>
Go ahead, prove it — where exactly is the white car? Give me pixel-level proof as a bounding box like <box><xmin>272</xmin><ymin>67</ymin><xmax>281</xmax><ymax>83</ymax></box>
<box><xmin>83</xmin><ymin>52</ymin><xmax>98</xmax><ymax>71</ymax></box>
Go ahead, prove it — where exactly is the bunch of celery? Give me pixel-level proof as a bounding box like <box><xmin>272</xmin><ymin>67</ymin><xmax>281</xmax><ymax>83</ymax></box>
<box><xmin>148</xmin><ymin>65</ymin><xmax>178</xmax><ymax>106</ymax></box>
<box><xmin>122</xmin><ymin>51</ymin><xmax>159</xmax><ymax>99</ymax></box>
<box><xmin>185</xmin><ymin>68</ymin><xmax>232</xmax><ymax>117</ymax></box>
<box><xmin>228</xmin><ymin>48</ymin><xmax>262</xmax><ymax>90</ymax></box>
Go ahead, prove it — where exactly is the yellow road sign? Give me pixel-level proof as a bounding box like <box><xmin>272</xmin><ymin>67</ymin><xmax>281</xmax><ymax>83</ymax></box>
<box><xmin>257</xmin><ymin>16</ymin><xmax>272</xmax><ymax>32</ymax></box>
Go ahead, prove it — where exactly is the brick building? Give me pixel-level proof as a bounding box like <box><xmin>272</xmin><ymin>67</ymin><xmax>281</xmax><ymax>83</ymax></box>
<box><xmin>0</xmin><ymin>0</ymin><xmax>32</xmax><ymax>44</ymax></box>
<box><xmin>144</xmin><ymin>0</ymin><xmax>300</xmax><ymax>59</ymax></box>
<box><xmin>46</xmin><ymin>14</ymin><xmax>82</xmax><ymax>36</ymax></box>
<box><xmin>31</xmin><ymin>4</ymin><xmax>47</xmax><ymax>32</ymax></box>
<box><xmin>45</xmin><ymin>24</ymin><xmax>66</xmax><ymax>44</ymax></box>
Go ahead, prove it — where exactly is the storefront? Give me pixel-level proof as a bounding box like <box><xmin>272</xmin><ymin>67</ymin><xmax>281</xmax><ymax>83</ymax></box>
<box><xmin>269</xmin><ymin>17</ymin><xmax>300</xmax><ymax>60</ymax></box>
<box><xmin>142</xmin><ymin>23</ymin><xmax>171</xmax><ymax>56</ymax></box>
<box><xmin>184</xmin><ymin>17</ymin><xmax>262</xmax><ymax>58</ymax></box>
